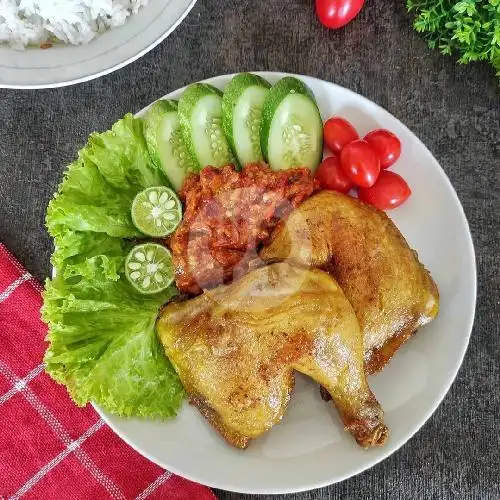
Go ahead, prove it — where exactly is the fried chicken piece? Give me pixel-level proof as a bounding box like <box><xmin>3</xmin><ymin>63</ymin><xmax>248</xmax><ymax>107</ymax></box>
<box><xmin>157</xmin><ymin>263</ymin><xmax>388</xmax><ymax>449</ymax></box>
<box><xmin>260</xmin><ymin>191</ymin><xmax>439</xmax><ymax>373</ymax></box>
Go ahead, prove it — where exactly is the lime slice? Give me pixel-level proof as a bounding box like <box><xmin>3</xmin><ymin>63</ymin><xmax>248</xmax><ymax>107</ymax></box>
<box><xmin>131</xmin><ymin>186</ymin><xmax>182</xmax><ymax>237</ymax></box>
<box><xmin>125</xmin><ymin>243</ymin><xmax>174</xmax><ymax>294</ymax></box>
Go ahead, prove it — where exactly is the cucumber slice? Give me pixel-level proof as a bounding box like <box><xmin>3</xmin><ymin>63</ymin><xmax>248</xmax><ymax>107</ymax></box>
<box><xmin>125</xmin><ymin>243</ymin><xmax>174</xmax><ymax>295</ymax></box>
<box><xmin>131</xmin><ymin>186</ymin><xmax>182</xmax><ymax>237</ymax></box>
<box><xmin>143</xmin><ymin>100</ymin><xmax>195</xmax><ymax>192</ymax></box>
<box><xmin>261</xmin><ymin>77</ymin><xmax>323</xmax><ymax>172</ymax></box>
<box><xmin>222</xmin><ymin>73</ymin><xmax>271</xmax><ymax>165</ymax></box>
<box><xmin>178</xmin><ymin>83</ymin><xmax>235</xmax><ymax>169</ymax></box>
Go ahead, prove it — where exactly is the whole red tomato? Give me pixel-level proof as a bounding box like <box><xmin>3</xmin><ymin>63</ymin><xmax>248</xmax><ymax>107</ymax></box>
<box><xmin>358</xmin><ymin>170</ymin><xmax>411</xmax><ymax>210</ymax></box>
<box><xmin>340</xmin><ymin>140</ymin><xmax>380</xmax><ymax>188</ymax></box>
<box><xmin>315</xmin><ymin>0</ymin><xmax>365</xmax><ymax>29</ymax></box>
<box><xmin>364</xmin><ymin>129</ymin><xmax>402</xmax><ymax>169</ymax></box>
<box><xmin>323</xmin><ymin>117</ymin><xmax>359</xmax><ymax>155</ymax></box>
<box><xmin>315</xmin><ymin>156</ymin><xmax>354</xmax><ymax>193</ymax></box>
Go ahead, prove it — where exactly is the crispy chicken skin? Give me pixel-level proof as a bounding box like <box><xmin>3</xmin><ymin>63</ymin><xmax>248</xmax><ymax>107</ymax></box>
<box><xmin>260</xmin><ymin>191</ymin><xmax>439</xmax><ymax>374</ymax></box>
<box><xmin>157</xmin><ymin>263</ymin><xmax>388</xmax><ymax>449</ymax></box>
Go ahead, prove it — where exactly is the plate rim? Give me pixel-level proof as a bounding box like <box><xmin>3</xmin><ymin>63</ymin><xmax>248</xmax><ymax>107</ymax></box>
<box><xmin>90</xmin><ymin>71</ymin><xmax>477</xmax><ymax>494</ymax></box>
<box><xmin>0</xmin><ymin>0</ymin><xmax>198</xmax><ymax>90</ymax></box>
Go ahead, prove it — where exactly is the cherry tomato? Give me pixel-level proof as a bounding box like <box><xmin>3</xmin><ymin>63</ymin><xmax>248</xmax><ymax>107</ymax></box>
<box><xmin>340</xmin><ymin>140</ymin><xmax>380</xmax><ymax>188</ymax></box>
<box><xmin>358</xmin><ymin>171</ymin><xmax>411</xmax><ymax>210</ymax></box>
<box><xmin>364</xmin><ymin>129</ymin><xmax>402</xmax><ymax>169</ymax></box>
<box><xmin>323</xmin><ymin>117</ymin><xmax>359</xmax><ymax>154</ymax></box>
<box><xmin>315</xmin><ymin>156</ymin><xmax>354</xmax><ymax>193</ymax></box>
<box><xmin>315</xmin><ymin>0</ymin><xmax>365</xmax><ymax>30</ymax></box>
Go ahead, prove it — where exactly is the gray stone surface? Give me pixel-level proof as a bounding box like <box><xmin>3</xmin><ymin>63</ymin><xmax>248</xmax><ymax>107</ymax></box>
<box><xmin>0</xmin><ymin>0</ymin><xmax>499</xmax><ymax>498</ymax></box>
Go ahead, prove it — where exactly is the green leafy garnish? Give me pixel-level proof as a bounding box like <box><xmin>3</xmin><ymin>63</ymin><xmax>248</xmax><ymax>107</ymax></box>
<box><xmin>43</xmin><ymin>114</ymin><xmax>185</xmax><ymax>419</ymax></box>
<box><xmin>407</xmin><ymin>0</ymin><xmax>500</xmax><ymax>78</ymax></box>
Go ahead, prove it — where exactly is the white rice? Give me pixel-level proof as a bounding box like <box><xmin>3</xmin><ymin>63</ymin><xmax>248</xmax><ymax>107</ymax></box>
<box><xmin>0</xmin><ymin>0</ymin><xmax>149</xmax><ymax>49</ymax></box>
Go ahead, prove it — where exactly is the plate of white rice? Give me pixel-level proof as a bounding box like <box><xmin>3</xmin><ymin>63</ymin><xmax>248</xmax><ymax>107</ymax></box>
<box><xmin>0</xmin><ymin>0</ymin><xmax>197</xmax><ymax>88</ymax></box>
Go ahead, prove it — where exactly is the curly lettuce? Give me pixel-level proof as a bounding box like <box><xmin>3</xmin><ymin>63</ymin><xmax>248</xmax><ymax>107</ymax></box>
<box><xmin>43</xmin><ymin>114</ymin><xmax>185</xmax><ymax>419</ymax></box>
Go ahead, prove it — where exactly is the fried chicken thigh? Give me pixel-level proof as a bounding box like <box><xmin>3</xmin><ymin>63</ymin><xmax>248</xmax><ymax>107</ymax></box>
<box><xmin>260</xmin><ymin>191</ymin><xmax>439</xmax><ymax>373</ymax></box>
<box><xmin>157</xmin><ymin>263</ymin><xmax>388</xmax><ymax>449</ymax></box>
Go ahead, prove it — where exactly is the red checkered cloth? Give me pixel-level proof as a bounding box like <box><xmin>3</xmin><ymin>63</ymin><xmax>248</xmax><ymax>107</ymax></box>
<box><xmin>0</xmin><ymin>243</ymin><xmax>216</xmax><ymax>500</ymax></box>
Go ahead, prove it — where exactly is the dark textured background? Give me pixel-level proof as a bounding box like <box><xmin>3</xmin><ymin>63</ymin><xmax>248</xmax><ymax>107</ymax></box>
<box><xmin>1</xmin><ymin>1</ymin><xmax>499</xmax><ymax>498</ymax></box>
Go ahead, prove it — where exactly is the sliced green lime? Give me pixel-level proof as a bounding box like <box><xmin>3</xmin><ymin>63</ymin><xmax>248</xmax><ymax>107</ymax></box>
<box><xmin>125</xmin><ymin>243</ymin><xmax>174</xmax><ymax>294</ymax></box>
<box><xmin>131</xmin><ymin>186</ymin><xmax>182</xmax><ymax>237</ymax></box>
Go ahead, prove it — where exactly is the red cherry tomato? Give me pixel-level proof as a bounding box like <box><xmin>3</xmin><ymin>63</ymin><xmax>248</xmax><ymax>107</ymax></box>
<box><xmin>315</xmin><ymin>156</ymin><xmax>354</xmax><ymax>193</ymax></box>
<box><xmin>340</xmin><ymin>140</ymin><xmax>380</xmax><ymax>188</ymax></box>
<box><xmin>358</xmin><ymin>171</ymin><xmax>411</xmax><ymax>210</ymax></box>
<box><xmin>323</xmin><ymin>117</ymin><xmax>359</xmax><ymax>155</ymax></box>
<box><xmin>315</xmin><ymin>0</ymin><xmax>365</xmax><ymax>29</ymax></box>
<box><xmin>364</xmin><ymin>129</ymin><xmax>402</xmax><ymax>169</ymax></box>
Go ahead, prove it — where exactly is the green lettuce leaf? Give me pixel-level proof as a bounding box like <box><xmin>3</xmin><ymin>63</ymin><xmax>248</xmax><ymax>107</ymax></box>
<box><xmin>47</xmin><ymin>114</ymin><xmax>170</xmax><ymax>238</ymax></box>
<box><xmin>43</xmin><ymin>114</ymin><xmax>185</xmax><ymax>419</ymax></box>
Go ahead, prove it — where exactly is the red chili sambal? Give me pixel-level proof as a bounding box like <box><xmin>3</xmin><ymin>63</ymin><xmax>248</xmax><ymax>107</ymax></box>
<box><xmin>169</xmin><ymin>163</ymin><xmax>319</xmax><ymax>294</ymax></box>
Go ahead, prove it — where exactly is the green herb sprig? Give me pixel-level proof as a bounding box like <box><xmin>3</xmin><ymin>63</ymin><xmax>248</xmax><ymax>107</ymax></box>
<box><xmin>407</xmin><ymin>0</ymin><xmax>500</xmax><ymax>78</ymax></box>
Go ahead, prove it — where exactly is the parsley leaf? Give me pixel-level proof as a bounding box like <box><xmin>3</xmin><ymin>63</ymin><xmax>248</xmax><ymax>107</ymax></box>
<box><xmin>407</xmin><ymin>0</ymin><xmax>500</xmax><ymax>78</ymax></box>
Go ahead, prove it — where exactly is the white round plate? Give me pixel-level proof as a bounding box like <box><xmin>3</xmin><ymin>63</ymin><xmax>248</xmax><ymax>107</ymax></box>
<box><xmin>97</xmin><ymin>73</ymin><xmax>476</xmax><ymax>494</ymax></box>
<box><xmin>0</xmin><ymin>0</ymin><xmax>197</xmax><ymax>89</ymax></box>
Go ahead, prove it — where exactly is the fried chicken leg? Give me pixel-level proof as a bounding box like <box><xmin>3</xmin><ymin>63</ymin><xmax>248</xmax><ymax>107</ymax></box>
<box><xmin>260</xmin><ymin>191</ymin><xmax>439</xmax><ymax>373</ymax></box>
<box><xmin>157</xmin><ymin>263</ymin><xmax>388</xmax><ymax>449</ymax></box>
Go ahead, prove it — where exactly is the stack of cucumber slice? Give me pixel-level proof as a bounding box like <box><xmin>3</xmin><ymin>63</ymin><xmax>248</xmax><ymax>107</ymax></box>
<box><xmin>143</xmin><ymin>74</ymin><xmax>324</xmax><ymax>191</ymax></box>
